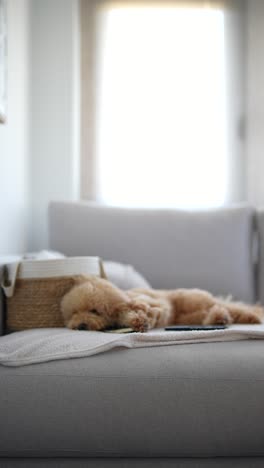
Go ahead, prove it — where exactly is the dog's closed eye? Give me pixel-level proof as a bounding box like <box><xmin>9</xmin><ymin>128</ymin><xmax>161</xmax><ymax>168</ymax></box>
<box><xmin>89</xmin><ymin>309</ymin><xmax>100</xmax><ymax>315</ymax></box>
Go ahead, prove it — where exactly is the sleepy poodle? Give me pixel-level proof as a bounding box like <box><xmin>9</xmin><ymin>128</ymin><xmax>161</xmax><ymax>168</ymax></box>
<box><xmin>61</xmin><ymin>276</ymin><xmax>264</xmax><ymax>332</ymax></box>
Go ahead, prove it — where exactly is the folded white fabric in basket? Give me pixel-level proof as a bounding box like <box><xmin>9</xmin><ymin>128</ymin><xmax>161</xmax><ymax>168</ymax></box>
<box><xmin>1</xmin><ymin>324</ymin><xmax>264</xmax><ymax>367</ymax></box>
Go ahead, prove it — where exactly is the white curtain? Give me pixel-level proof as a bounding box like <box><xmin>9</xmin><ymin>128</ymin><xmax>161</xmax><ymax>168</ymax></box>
<box><xmin>80</xmin><ymin>0</ymin><xmax>246</xmax><ymax>208</ymax></box>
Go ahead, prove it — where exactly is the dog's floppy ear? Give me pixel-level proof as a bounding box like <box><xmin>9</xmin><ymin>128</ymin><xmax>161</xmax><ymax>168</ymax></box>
<box><xmin>61</xmin><ymin>279</ymin><xmax>96</xmax><ymax>321</ymax></box>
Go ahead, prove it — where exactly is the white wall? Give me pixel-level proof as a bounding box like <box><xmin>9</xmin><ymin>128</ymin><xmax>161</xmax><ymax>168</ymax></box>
<box><xmin>1</xmin><ymin>0</ymin><xmax>261</xmax><ymax>257</ymax></box>
<box><xmin>29</xmin><ymin>0</ymin><xmax>80</xmax><ymax>251</ymax></box>
<box><xmin>0</xmin><ymin>0</ymin><xmax>29</xmax><ymax>255</ymax></box>
<box><xmin>246</xmin><ymin>0</ymin><xmax>264</xmax><ymax>206</ymax></box>
<box><xmin>9</xmin><ymin>0</ymin><xmax>262</xmax><ymax>256</ymax></box>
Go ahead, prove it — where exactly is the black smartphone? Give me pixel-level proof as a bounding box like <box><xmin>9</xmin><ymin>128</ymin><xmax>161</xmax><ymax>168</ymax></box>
<box><xmin>165</xmin><ymin>325</ymin><xmax>228</xmax><ymax>331</ymax></box>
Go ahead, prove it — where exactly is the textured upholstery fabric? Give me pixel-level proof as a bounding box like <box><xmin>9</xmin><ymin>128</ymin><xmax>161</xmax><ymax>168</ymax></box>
<box><xmin>0</xmin><ymin>289</ymin><xmax>4</xmax><ymax>337</ymax></box>
<box><xmin>0</xmin><ymin>265</ymin><xmax>6</xmax><ymax>336</ymax></box>
<box><xmin>1</xmin><ymin>341</ymin><xmax>264</xmax><ymax>458</ymax></box>
<box><xmin>1</xmin><ymin>457</ymin><xmax>264</xmax><ymax>467</ymax></box>
<box><xmin>49</xmin><ymin>202</ymin><xmax>255</xmax><ymax>302</ymax></box>
<box><xmin>256</xmin><ymin>210</ymin><xmax>264</xmax><ymax>304</ymax></box>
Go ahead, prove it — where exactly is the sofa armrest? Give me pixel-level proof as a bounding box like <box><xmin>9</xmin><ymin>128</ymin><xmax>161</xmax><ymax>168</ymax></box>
<box><xmin>256</xmin><ymin>210</ymin><xmax>264</xmax><ymax>304</ymax></box>
<box><xmin>0</xmin><ymin>256</ymin><xmax>21</xmax><ymax>336</ymax></box>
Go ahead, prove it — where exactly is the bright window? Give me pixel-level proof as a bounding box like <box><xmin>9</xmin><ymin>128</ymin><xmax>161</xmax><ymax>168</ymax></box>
<box><xmin>95</xmin><ymin>4</ymin><xmax>227</xmax><ymax>209</ymax></box>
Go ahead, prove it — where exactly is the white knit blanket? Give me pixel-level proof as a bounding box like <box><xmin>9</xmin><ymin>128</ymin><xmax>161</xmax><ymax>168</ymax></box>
<box><xmin>0</xmin><ymin>324</ymin><xmax>264</xmax><ymax>367</ymax></box>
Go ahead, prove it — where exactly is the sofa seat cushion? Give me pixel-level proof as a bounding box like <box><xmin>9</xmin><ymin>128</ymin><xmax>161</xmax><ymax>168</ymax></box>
<box><xmin>0</xmin><ymin>341</ymin><xmax>264</xmax><ymax>458</ymax></box>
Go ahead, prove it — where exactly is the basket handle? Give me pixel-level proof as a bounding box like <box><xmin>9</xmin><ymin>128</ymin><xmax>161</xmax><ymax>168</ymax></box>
<box><xmin>1</xmin><ymin>262</ymin><xmax>20</xmax><ymax>298</ymax></box>
<box><xmin>99</xmin><ymin>259</ymin><xmax>107</xmax><ymax>279</ymax></box>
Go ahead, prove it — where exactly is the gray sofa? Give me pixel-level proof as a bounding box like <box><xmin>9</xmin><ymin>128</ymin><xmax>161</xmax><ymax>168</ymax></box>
<box><xmin>1</xmin><ymin>202</ymin><xmax>264</xmax><ymax>467</ymax></box>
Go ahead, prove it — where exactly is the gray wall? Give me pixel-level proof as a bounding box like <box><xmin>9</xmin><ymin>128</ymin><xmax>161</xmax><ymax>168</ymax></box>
<box><xmin>0</xmin><ymin>0</ymin><xmax>80</xmax><ymax>255</ymax></box>
<box><xmin>0</xmin><ymin>0</ymin><xmax>29</xmax><ymax>255</ymax></box>
<box><xmin>29</xmin><ymin>0</ymin><xmax>80</xmax><ymax>251</ymax></box>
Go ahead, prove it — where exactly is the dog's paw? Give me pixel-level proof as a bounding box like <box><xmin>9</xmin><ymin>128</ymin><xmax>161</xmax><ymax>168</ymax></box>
<box><xmin>130</xmin><ymin>314</ymin><xmax>149</xmax><ymax>332</ymax></box>
<box><xmin>203</xmin><ymin>305</ymin><xmax>232</xmax><ymax>325</ymax></box>
<box><xmin>236</xmin><ymin>312</ymin><xmax>262</xmax><ymax>324</ymax></box>
<box><xmin>119</xmin><ymin>309</ymin><xmax>150</xmax><ymax>332</ymax></box>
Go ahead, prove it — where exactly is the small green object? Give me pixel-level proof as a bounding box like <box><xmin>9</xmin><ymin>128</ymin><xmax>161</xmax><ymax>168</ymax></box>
<box><xmin>104</xmin><ymin>327</ymin><xmax>134</xmax><ymax>334</ymax></box>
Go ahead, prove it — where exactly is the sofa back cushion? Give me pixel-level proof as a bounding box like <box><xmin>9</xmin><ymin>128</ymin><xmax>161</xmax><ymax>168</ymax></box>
<box><xmin>49</xmin><ymin>202</ymin><xmax>256</xmax><ymax>302</ymax></box>
<box><xmin>256</xmin><ymin>210</ymin><xmax>264</xmax><ymax>304</ymax></box>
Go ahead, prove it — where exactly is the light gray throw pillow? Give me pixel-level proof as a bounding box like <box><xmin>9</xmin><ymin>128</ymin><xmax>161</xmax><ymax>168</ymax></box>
<box><xmin>104</xmin><ymin>261</ymin><xmax>151</xmax><ymax>290</ymax></box>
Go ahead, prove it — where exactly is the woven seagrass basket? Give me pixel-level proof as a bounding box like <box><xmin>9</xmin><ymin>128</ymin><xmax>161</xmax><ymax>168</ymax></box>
<box><xmin>1</xmin><ymin>257</ymin><xmax>105</xmax><ymax>332</ymax></box>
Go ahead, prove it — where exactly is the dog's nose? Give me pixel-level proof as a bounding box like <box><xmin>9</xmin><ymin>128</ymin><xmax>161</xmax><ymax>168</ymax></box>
<box><xmin>77</xmin><ymin>323</ymin><xmax>87</xmax><ymax>330</ymax></box>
